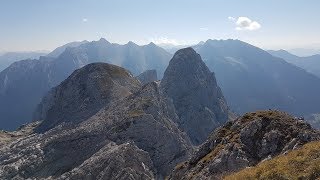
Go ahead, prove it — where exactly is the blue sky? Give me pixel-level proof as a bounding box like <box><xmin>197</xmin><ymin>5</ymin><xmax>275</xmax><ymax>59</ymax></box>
<box><xmin>1</xmin><ymin>0</ymin><xmax>320</xmax><ymax>51</ymax></box>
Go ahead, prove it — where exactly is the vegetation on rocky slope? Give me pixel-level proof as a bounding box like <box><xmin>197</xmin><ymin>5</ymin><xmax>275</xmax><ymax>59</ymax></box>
<box><xmin>169</xmin><ymin>110</ymin><xmax>320</xmax><ymax>179</ymax></box>
<box><xmin>0</xmin><ymin>122</ymin><xmax>39</xmax><ymax>147</ymax></box>
<box><xmin>224</xmin><ymin>141</ymin><xmax>320</xmax><ymax>180</ymax></box>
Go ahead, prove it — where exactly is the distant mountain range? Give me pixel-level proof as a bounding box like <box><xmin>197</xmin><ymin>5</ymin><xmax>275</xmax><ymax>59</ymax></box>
<box><xmin>268</xmin><ymin>49</ymin><xmax>320</xmax><ymax>78</ymax></box>
<box><xmin>0</xmin><ymin>51</ymin><xmax>48</xmax><ymax>71</ymax></box>
<box><xmin>156</xmin><ymin>43</ymin><xmax>190</xmax><ymax>54</ymax></box>
<box><xmin>287</xmin><ymin>48</ymin><xmax>320</xmax><ymax>57</ymax></box>
<box><xmin>46</xmin><ymin>40</ymin><xmax>89</xmax><ymax>58</ymax></box>
<box><xmin>193</xmin><ymin>39</ymin><xmax>320</xmax><ymax>116</ymax></box>
<box><xmin>1</xmin><ymin>60</ymin><xmax>319</xmax><ymax>179</ymax></box>
<box><xmin>0</xmin><ymin>38</ymin><xmax>171</xmax><ymax>130</ymax></box>
<box><xmin>1</xmin><ymin>38</ymin><xmax>320</xmax><ymax>131</ymax></box>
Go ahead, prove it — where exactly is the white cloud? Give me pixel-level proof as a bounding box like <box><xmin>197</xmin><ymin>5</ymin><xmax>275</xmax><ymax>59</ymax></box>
<box><xmin>150</xmin><ymin>37</ymin><xmax>185</xmax><ymax>46</ymax></box>
<box><xmin>229</xmin><ymin>16</ymin><xmax>261</xmax><ymax>31</ymax></box>
<box><xmin>228</xmin><ymin>16</ymin><xmax>236</xmax><ymax>21</ymax></box>
<box><xmin>82</xmin><ymin>18</ymin><xmax>88</xmax><ymax>22</ymax></box>
<box><xmin>200</xmin><ymin>27</ymin><xmax>209</xmax><ymax>31</ymax></box>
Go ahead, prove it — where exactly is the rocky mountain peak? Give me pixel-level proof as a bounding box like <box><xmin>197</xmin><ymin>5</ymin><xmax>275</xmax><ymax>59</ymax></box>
<box><xmin>160</xmin><ymin>47</ymin><xmax>229</xmax><ymax>145</ymax></box>
<box><xmin>168</xmin><ymin>47</ymin><xmax>201</xmax><ymax>64</ymax></box>
<box><xmin>147</xmin><ymin>42</ymin><xmax>156</xmax><ymax>47</ymax></box>
<box><xmin>98</xmin><ymin>38</ymin><xmax>110</xmax><ymax>44</ymax></box>
<box><xmin>126</xmin><ymin>41</ymin><xmax>139</xmax><ymax>47</ymax></box>
<box><xmin>0</xmin><ymin>63</ymin><xmax>192</xmax><ymax>179</ymax></box>
<box><xmin>34</xmin><ymin>63</ymin><xmax>141</xmax><ymax>132</ymax></box>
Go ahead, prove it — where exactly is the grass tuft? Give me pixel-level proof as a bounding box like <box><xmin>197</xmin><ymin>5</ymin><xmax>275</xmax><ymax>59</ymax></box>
<box><xmin>224</xmin><ymin>141</ymin><xmax>320</xmax><ymax>180</ymax></box>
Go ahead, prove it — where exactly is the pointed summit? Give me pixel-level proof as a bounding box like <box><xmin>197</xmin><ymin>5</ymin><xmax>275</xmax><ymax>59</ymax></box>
<box><xmin>98</xmin><ymin>37</ymin><xmax>108</xmax><ymax>42</ymax></box>
<box><xmin>96</xmin><ymin>38</ymin><xmax>111</xmax><ymax>45</ymax></box>
<box><xmin>147</xmin><ymin>42</ymin><xmax>156</xmax><ymax>47</ymax></box>
<box><xmin>160</xmin><ymin>48</ymin><xmax>229</xmax><ymax>145</ymax></box>
<box><xmin>167</xmin><ymin>47</ymin><xmax>201</xmax><ymax>64</ymax></box>
<box><xmin>197</xmin><ymin>41</ymin><xmax>205</xmax><ymax>45</ymax></box>
<box><xmin>126</xmin><ymin>41</ymin><xmax>138</xmax><ymax>47</ymax></box>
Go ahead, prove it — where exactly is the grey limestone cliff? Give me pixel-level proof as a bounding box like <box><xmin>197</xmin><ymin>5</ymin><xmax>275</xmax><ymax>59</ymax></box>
<box><xmin>160</xmin><ymin>48</ymin><xmax>229</xmax><ymax>145</ymax></box>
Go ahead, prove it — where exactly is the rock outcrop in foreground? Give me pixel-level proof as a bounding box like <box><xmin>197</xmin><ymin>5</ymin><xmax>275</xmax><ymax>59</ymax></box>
<box><xmin>0</xmin><ymin>63</ymin><xmax>192</xmax><ymax>179</ymax></box>
<box><xmin>160</xmin><ymin>48</ymin><xmax>229</xmax><ymax>145</ymax></box>
<box><xmin>169</xmin><ymin>110</ymin><xmax>320</xmax><ymax>179</ymax></box>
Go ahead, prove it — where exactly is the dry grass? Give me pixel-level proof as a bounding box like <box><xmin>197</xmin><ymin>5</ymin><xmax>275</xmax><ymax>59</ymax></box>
<box><xmin>0</xmin><ymin>132</ymin><xmax>15</xmax><ymax>146</ymax></box>
<box><xmin>224</xmin><ymin>141</ymin><xmax>320</xmax><ymax>180</ymax></box>
<box><xmin>174</xmin><ymin>161</ymin><xmax>187</xmax><ymax>170</ymax></box>
<box><xmin>241</xmin><ymin>110</ymin><xmax>290</xmax><ymax>123</ymax></box>
<box><xmin>200</xmin><ymin>144</ymin><xmax>225</xmax><ymax>164</ymax></box>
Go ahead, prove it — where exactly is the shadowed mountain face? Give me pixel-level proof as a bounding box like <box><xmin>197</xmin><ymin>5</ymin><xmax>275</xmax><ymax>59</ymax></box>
<box><xmin>46</xmin><ymin>40</ymin><xmax>89</xmax><ymax>58</ymax></box>
<box><xmin>0</xmin><ymin>39</ymin><xmax>171</xmax><ymax>130</ymax></box>
<box><xmin>0</xmin><ymin>51</ymin><xmax>47</xmax><ymax>71</ymax></box>
<box><xmin>0</xmin><ymin>63</ymin><xmax>193</xmax><ymax>179</ymax></box>
<box><xmin>136</xmin><ymin>69</ymin><xmax>158</xmax><ymax>85</ymax></box>
<box><xmin>268</xmin><ymin>49</ymin><xmax>320</xmax><ymax>78</ymax></box>
<box><xmin>0</xmin><ymin>59</ymin><xmax>51</xmax><ymax>130</ymax></box>
<box><xmin>160</xmin><ymin>48</ymin><xmax>229</xmax><ymax>145</ymax></box>
<box><xmin>193</xmin><ymin>39</ymin><xmax>320</xmax><ymax>116</ymax></box>
<box><xmin>53</xmin><ymin>39</ymin><xmax>171</xmax><ymax>77</ymax></box>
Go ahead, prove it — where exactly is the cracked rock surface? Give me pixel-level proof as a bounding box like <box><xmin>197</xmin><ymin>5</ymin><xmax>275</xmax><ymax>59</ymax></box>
<box><xmin>0</xmin><ymin>63</ymin><xmax>193</xmax><ymax>179</ymax></box>
<box><xmin>169</xmin><ymin>110</ymin><xmax>320</xmax><ymax>180</ymax></box>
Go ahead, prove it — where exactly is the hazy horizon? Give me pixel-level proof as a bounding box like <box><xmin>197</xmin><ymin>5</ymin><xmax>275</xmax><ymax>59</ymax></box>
<box><xmin>1</xmin><ymin>0</ymin><xmax>320</xmax><ymax>52</ymax></box>
<box><xmin>1</xmin><ymin>38</ymin><xmax>319</xmax><ymax>58</ymax></box>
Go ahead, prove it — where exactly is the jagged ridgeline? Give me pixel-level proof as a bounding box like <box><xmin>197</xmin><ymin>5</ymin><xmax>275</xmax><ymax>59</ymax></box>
<box><xmin>193</xmin><ymin>40</ymin><xmax>320</xmax><ymax>116</ymax></box>
<box><xmin>0</xmin><ymin>39</ymin><xmax>172</xmax><ymax>130</ymax></box>
<box><xmin>1</xmin><ymin>47</ymin><xmax>320</xmax><ymax>180</ymax></box>
<box><xmin>0</xmin><ymin>48</ymin><xmax>232</xmax><ymax>179</ymax></box>
<box><xmin>1</xmin><ymin>62</ymin><xmax>193</xmax><ymax>179</ymax></box>
<box><xmin>2</xmin><ymin>39</ymin><xmax>320</xmax><ymax>132</ymax></box>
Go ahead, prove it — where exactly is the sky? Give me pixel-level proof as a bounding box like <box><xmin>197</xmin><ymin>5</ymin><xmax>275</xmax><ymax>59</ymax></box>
<box><xmin>1</xmin><ymin>0</ymin><xmax>320</xmax><ymax>52</ymax></box>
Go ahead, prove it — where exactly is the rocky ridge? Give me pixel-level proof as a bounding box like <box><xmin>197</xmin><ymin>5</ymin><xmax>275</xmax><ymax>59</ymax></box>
<box><xmin>169</xmin><ymin>110</ymin><xmax>320</xmax><ymax>179</ymax></box>
<box><xmin>0</xmin><ymin>63</ymin><xmax>192</xmax><ymax>179</ymax></box>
